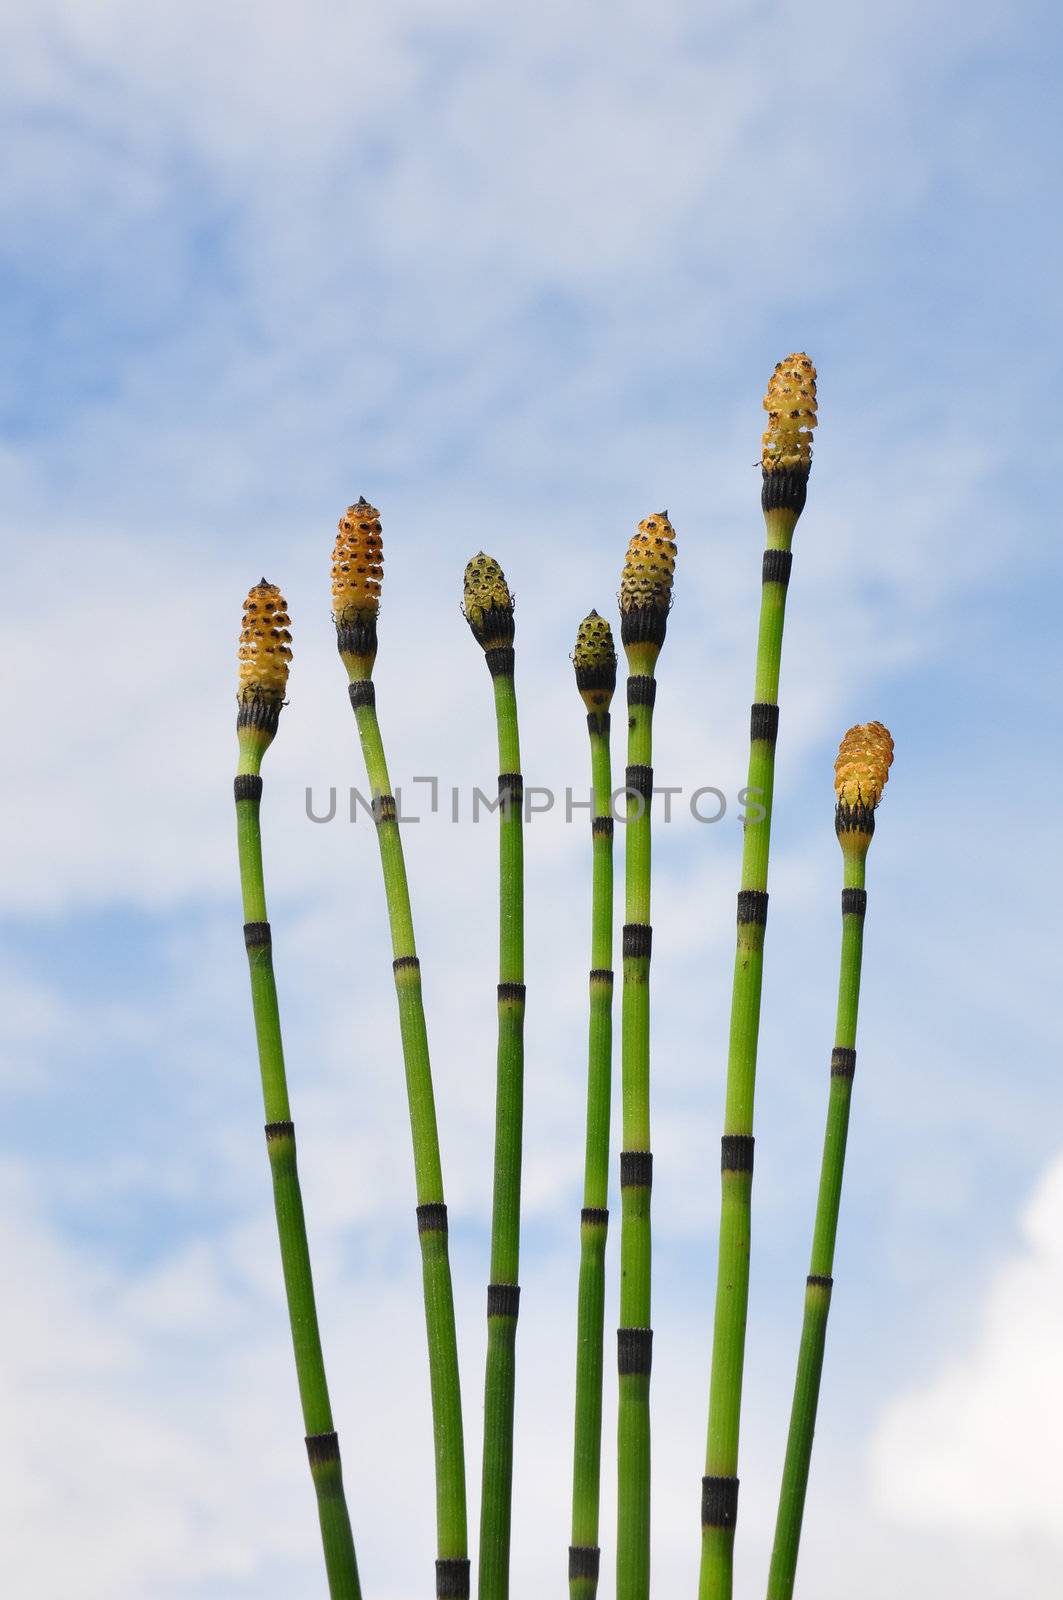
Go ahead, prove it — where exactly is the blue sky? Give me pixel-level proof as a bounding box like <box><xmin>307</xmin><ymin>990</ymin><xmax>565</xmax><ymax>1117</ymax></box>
<box><xmin>2</xmin><ymin>1</ymin><xmax>1061</xmax><ymax>1595</ymax></box>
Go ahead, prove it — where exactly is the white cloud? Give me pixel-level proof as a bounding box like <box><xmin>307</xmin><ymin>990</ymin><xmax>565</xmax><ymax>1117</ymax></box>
<box><xmin>870</xmin><ymin>1150</ymin><xmax>1063</xmax><ymax>1543</ymax></box>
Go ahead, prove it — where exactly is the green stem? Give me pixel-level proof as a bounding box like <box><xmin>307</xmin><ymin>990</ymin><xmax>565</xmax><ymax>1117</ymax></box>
<box><xmin>700</xmin><ymin>508</ymin><xmax>797</xmax><ymax>1600</ymax></box>
<box><xmin>235</xmin><ymin>736</ymin><xmax>362</xmax><ymax>1600</ymax></box>
<box><xmin>765</xmin><ymin>848</ymin><xmax>867</xmax><ymax>1600</ymax></box>
<box><xmin>569</xmin><ymin>716</ymin><xmax>614</xmax><ymax>1600</ymax></box>
<box><xmin>342</xmin><ymin>662</ymin><xmax>469</xmax><ymax>1595</ymax></box>
<box><xmin>478</xmin><ymin>668</ymin><xmax>526</xmax><ymax>1600</ymax></box>
<box><xmin>617</xmin><ymin>651</ymin><xmax>658</xmax><ymax>1600</ymax></box>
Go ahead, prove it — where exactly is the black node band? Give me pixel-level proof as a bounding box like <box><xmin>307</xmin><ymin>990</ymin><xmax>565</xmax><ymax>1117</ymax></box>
<box><xmin>581</xmin><ymin>1207</ymin><xmax>609</xmax><ymax>1228</ymax></box>
<box><xmin>623</xmin><ymin>923</ymin><xmax>652</xmax><ymax>960</ymax></box>
<box><xmin>721</xmin><ymin>1134</ymin><xmax>755</xmax><ymax>1173</ymax></box>
<box><xmin>243</xmin><ymin>921</ymin><xmax>271</xmax><ymax>948</ymax></box>
<box><xmin>626</xmin><ymin>764</ymin><xmax>654</xmax><ymax>801</ymax></box>
<box><xmin>498</xmin><ymin>772</ymin><xmax>523</xmax><ymax>808</ymax></box>
<box><xmin>416</xmin><ymin>1202</ymin><xmax>448</xmax><ymax>1235</ymax></box>
<box><xmin>620</xmin><ymin>1150</ymin><xmax>653</xmax><ymax>1189</ymax></box>
<box><xmin>237</xmin><ymin>694</ymin><xmax>281</xmax><ymax>735</ymax></box>
<box><xmin>617</xmin><ymin>1326</ymin><xmax>653</xmax><ymax>1376</ymax></box>
<box><xmin>750</xmin><ymin>702</ymin><xmax>780</xmax><ymax>744</ymax></box>
<box><xmin>761</xmin><ymin>547</ymin><xmax>794</xmax><ymax>586</ymax></box>
<box><xmin>589</xmin><ymin>968</ymin><xmax>614</xmax><ymax>986</ymax></box>
<box><xmin>497</xmin><ymin>982</ymin><xmax>526</xmax><ymax>1004</ymax></box>
<box><xmin>620</xmin><ymin>604</ymin><xmax>669</xmax><ymax>648</ymax></box>
<box><xmin>627</xmin><ymin>675</ymin><xmax>657</xmax><ymax>708</ymax></box>
<box><xmin>373</xmin><ymin>794</ymin><xmax>397</xmax><ymax>824</ymax></box>
<box><xmin>761</xmin><ymin>464</ymin><xmax>809</xmax><ymax>516</ymax></box>
<box><xmin>569</xmin><ymin>1546</ymin><xmax>601</xmax><ymax>1581</ymax></box>
<box><xmin>393</xmin><ymin>955</ymin><xmax>420</xmax><ymax>974</ymax></box>
<box><xmin>305</xmin><ymin>1432</ymin><xmax>340</xmax><ymax>1466</ymax></box>
<box><xmin>487</xmin><ymin>1282</ymin><xmax>521</xmax><ymax>1319</ymax></box>
<box><xmin>233</xmin><ymin>774</ymin><xmax>263</xmax><ymax>802</ymax></box>
<box><xmin>702</xmin><ymin>1474</ymin><xmax>739</xmax><ymax>1529</ymax></box>
<box><xmin>586</xmin><ymin>710</ymin><xmax>612</xmax><ymax>736</ymax></box>
<box><xmin>807</xmin><ymin>1274</ymin><xmax>834</xmax><ymax>1290</ymax></box>
<box><xmin>836</xmin><ymin>801</ymin><xmax>876</xmax><ymax>838</ymax></box>
<box><xmin>841</xmin><ymin>887</ymin><xmax>867</xmax><ymax>917</ymax></box>
<box><xmin>485</xmin><ymin>646</ymin><xmax>516</xmax><ymax>679</ymax></box>
<box><xmin>576</xmin><ymin>663</ymin><xmax>617</xmax><ymax>696</ymax></box>
<box><xmin>592</xmin><ymin>816</ymin><xmax>614</xmax><ymax>838</ymax></box>
<box><xmin>436</xmin><ymin>1557</ymin><xmax>471</xmax><ymax>1599</ymax></box>
<box><xmin>348</xmin><ymin>680</ymin><xmax>375</xmax><ymax>709</ymax></box>
<box><xmin>736</xmin><ymin>889</ymin><xmax>769</xmax><ymax>925</ymax></box>
<box><xmin>831</xmin><ymin>1047</ymin><xmax>857</xmax><ymax>1078</ymax></box>
<box><xmin>265</xmin><ymin>1120</ymin><xmax>294</xmax><ymax>1142</ymax></box>
<box><xmin>336</xmin><ymin>618</ymin><xmax>378</xmax><ymax>659</ymax></box>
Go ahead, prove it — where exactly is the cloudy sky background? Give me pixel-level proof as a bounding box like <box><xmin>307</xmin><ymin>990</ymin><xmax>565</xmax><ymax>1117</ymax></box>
<box><xmin>2</xmin><ymin>1</ymin><xmax>1061</xmax><ymax>1594</ymax></box>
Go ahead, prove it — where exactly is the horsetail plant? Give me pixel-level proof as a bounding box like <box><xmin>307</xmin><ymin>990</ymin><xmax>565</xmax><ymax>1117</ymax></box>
<box><xmin>568</xmin><ymin>612</ymin><xmax>618</xmax><ymax>1600</ymax></box>
<box><xmin>333</xmin><ymin>502</ymin><xmax>469</xmax><ymax>1600</ymax></box>
<box><xmin>616</xmin><ymin>512</ymin><xmax>677</xmax><ymax>1600</ymax></box>
<box><xmin>700</xmin><ymin>356</ymin><xmax>818</xmax><ymax>1600</ymax></box>
<box><xmin>765</xmin><ymin>722</ymin><xmax>894</xmax><ymax>1600</ymax></box>
<box><xmin>233</xmin><ymin>581</ymin><xmax>362</xmax><ymax>1600</ymax></box>
<box><xmin>462</xmin><ymin>554</ymin><xmax>526</xmax><ymax>1600</ymax></box>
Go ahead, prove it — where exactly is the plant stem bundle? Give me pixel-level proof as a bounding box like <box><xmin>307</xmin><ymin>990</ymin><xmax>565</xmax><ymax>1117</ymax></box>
<box><xmin>700</xmin><ymin>357</ymin><xmax>818</xmax><ymax>1600</ymax></box>
<box><xmin>234</xmin><ymin>581</ymin><xmax>362</xmax><ymax>1599</ymax></box>
<box><xmin>334</xmin><ymin>504</ymin><xmax>469</xmax><ymax>1600</ymax></box>
<box><xmin>616</xmin><ymin>513</ymin><xmax>677</xmax><ymax>1600</ymax></box>
<box><xmin>463</xmin><ymin>554</ymin><xmax>526</xmax><ymax>1600</ymax></box>
<box><xmin>766</xmin><ymin>722</ymin><xmax>894</xmax><ymax>1600</ymax></box>
<box><xmin>568</xmin><ymin>612</ymin><xmax>618</xmax><ymax>1600</ymax></box>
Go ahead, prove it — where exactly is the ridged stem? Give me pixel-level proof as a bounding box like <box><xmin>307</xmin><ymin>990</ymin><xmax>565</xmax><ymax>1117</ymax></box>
<box><xmin>765</xmin><ymin>848</ymin><xmax>867</xmax><ymax>1599</ymax></box>
<box><xmin>235</xmin><ymin>737</ymin><xmax>362</xmax><ymax>1600</ymax></box>
<box><xmin>342</xmin><ymin>660</ymin><xmax>469</xmax><ymax>1598</ymax></box>
<box><xmin>478</xmin><ymin>668</ymin><xmax>526</xmax><ymax>1600</ymax></box>
<box><xmin>700</xmin><ymin>508</ymin><xmax>797</xmax><ymax>1600</ymax></box>
<box><xmin>569</xmin><ymin>715</ymin><xmax>614</xmax><ymax>1600</ymax></box>
<box><xmin>617</xmin><ymin>648</ymin><xmax>658</xmax><ymax>1600</ymax></box>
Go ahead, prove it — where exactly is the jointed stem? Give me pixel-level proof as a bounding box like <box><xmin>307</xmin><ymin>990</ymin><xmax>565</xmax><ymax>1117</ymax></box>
<box><xmin>765</xmin><ymin>849</ymin><xmax>867</xmax><ymax>1600</ymax></box>
<box><xmin>617</xmin><ymin>647</ymin><xmax>658</xmax><ymax>1600</ymax></box>
<box><xmin>479</xmin><ymin>666</ymin><xmax>526</xmax><ymax>1600</ymax></box>
<box><xmin>344</xmin><ymin>663</ymin><xmax>469</xmax><ymax>1594</ymax></box>
<box><xmin>569</xmin><ymin>714</ymin><xmax>614</xmax><ymax>1599</ymax></box>
<box><xmin>701</xmin><ymin>508</ymin><xmax>798</xmax><ymax>1600</ymax></box>
<box><xmin>235</xmin><ymin>738</ymin><xmax>362</xmax><ymax>1600</ymax></box>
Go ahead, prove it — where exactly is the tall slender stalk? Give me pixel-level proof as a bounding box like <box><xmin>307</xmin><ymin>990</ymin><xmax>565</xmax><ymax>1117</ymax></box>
<box><xmin>233</xmin><ymin>580</ymin><xmax>362</xmax><ymax>1599</ymax></box>
<box><xmin>462</xmin><ymin>555</ymin><xmax>526</xmax><ymax>1600</ymax></box>
<box><xmin>766</xmin><ymin>722</ymin><xmax>894</xmax><ymax>1600</ymax></box>
<box><xmin>616</xmin><ymin>513</ymin><xmax>678</xmax><ymax>1600</ymax></box>
<box><xmin>700</xmin><ymin>357</ymin><xmax>818</xmax><ymax>1600</ymax></box>
<box><xmin>332</xmin><ymin>503</ymin><xmax>469</xmax><ymax>1600</ymax></box>
<box><xmin>568</xmin><ymin>612</ymin><xmax>618</xmax><ymax>1600</ymax></box>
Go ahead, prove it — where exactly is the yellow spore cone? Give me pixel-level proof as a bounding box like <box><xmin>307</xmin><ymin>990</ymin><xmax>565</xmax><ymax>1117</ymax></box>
<box><xmin>834</xmin><ymin>722</ymin><xmax>894</xmax><ymax>811</ymax></box>
<box><xmin>332</xmin><ymin>498</ymin><xmax>383</xmax><ymax>625</ymax></box>
<box><xmin>619</xmin><ymin>511</ymin><xmax>676</xmax><ymax>615</ymax></box>
<box><xmin>762</xmin><ymin>354</ymin><xmax>818</xmax><ymax>473</ymax></box>
<box><xmin>572</xmin><ymin>609</ymin><xmax>617</xmax><ymax>712</ymax></box>
<box><xmin>237</xmin><ymin>579</ymin><xmax>292</xmax><ymax>704</ymax></box>
<box><xmin>463</xmin><ymin>552</ymin><xmax>515</xmax><ymax>649</ymax></box>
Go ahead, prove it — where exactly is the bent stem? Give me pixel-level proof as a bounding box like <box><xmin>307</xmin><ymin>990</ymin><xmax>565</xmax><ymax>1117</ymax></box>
<box><xmin>235</xmin><ymin>726</ymin><xmax>362</xmax><ymax>1600</ymax></box>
